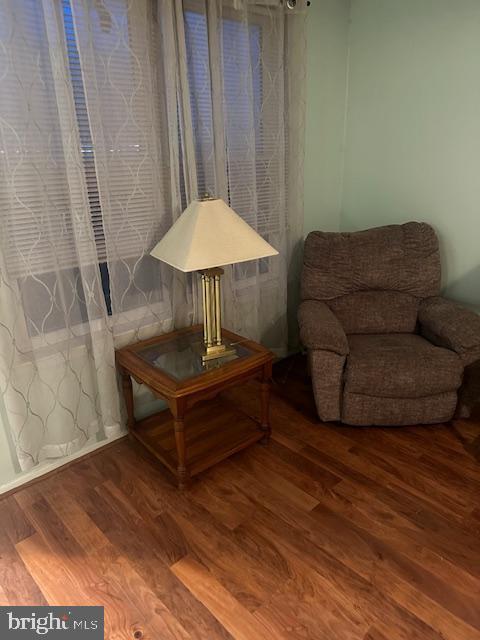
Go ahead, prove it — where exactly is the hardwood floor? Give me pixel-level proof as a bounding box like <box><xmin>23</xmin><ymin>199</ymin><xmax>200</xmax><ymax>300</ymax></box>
<box><xmin>1</xmin><ymin>354</ymin><xmax>480</xmax><ymax>639</ymax></box>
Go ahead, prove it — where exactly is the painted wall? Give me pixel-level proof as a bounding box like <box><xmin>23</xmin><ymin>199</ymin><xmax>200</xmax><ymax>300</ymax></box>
<box><xmin>341</xmin><ymin>0</ymin><xmax>480</xmax><ymax>310</ymax></box>
<box><xmin>304</xmin><ymin>0</ymin><xmax>350</xmax><ymax>234</ymax></box>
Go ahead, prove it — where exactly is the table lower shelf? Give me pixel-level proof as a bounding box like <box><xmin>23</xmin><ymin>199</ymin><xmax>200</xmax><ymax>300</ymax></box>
<box><xmin>130</xmin><ymin>394</ymin><xmax>265</xmax><ymax>480</ymax></box>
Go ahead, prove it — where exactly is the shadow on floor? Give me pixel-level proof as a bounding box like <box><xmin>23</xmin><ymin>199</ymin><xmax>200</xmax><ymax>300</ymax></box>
<box><xmin>272</xmin><ymin>353</ymin><xmax>318</xmax><ymax>424</ymax></box>
<box><xmin>273</xmin><ymin>352</ymin><xmax>480</xmax><ymax>462</ymax></box>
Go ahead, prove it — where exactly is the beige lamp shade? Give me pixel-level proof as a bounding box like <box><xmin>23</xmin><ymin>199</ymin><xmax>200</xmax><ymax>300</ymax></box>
<box><xmin>150</xmin><ymin>198</ymin><xmax>278</xmax><ymax>272</ymax></box>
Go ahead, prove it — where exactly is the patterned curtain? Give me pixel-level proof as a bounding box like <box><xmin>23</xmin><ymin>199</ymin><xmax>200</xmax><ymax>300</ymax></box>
<box><xmin>177</xmin><ymin>0</ymin><xmax>306</xmax><ymax>353</ymax></box>
<box><xmin>0</xmin><ymin>0</ymin><xmax>305</xmax><ymax>478</ymax></box>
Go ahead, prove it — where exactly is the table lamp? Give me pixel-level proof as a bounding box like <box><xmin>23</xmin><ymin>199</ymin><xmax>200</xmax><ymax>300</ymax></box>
<box><xmin>150</xmin><ymin>195</ymin><xmax>278</xmax><ymax>362</ymax></box>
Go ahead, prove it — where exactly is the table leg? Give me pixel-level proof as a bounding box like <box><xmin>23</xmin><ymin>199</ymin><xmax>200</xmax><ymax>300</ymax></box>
<box><xmin>174</xmin><ymin>417</ymin><xmax>188</xmax><ymax>489</ymax></box>
<box><xmin>121</xmin><ymin>370</ymin><xmax>135</xmax><ymax>433</ymax></box>
<box><xmin>260</xmin><ymin>362</ymin><xmax>272</xmax><ymax>444</ymax></box>
<box><xmin>171</xmin><ymin>398</ymin><xmax>189</xmax><ymax>489</ymax></box>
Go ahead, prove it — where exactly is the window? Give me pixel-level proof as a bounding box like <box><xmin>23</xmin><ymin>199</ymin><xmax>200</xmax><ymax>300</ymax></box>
<box><xmin>18</xmin><ymin>0</ymin><xmax>113</xmax><ymax>337</ymax></box>
<box><xmin>184</xmin><ymin>4</ymin><xmax>283</xmax><ymax>231</ymax></box>
<box><xmin>63</xmin><ymin>0</ymin><xmax>172</xmax><ymax>325</ymax></box>
<box><xmin>2</xmin><ymin>0</ymin><xmax>284</xmax><ymax>343</ymax></box>
<box><xmin>183</xmin><ymin>3</ymin><xmax>284</xmax><ymax>284</ymax></box>
<box><xmin>15</xmin><ymin>0</ymin><xmax>172</xmax><ymax>338</ymax></box>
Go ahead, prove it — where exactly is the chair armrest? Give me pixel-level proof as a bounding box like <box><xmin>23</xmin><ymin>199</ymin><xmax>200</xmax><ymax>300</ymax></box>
<box><xmin>418</xmin><ymin>296</ymin><xmax>480</xmax><ymax>365</ymax></box>
<box><xmin>298</xmin><ymin>300</ymin><xmax>349</xmax><ymax>355</ymax></box>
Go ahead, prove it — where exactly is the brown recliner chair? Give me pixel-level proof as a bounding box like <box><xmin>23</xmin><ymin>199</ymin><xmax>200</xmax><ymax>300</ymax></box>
<box><xmin>298</xmin><ymin>222</ymin><xmax>480</xmax><ymax>426</ymax></box>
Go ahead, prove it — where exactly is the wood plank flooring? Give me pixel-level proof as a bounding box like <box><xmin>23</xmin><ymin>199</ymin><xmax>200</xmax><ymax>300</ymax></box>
<box><xmin>1</xmin><ymin>354</ymin><xmax>480</xmax><ymax>640</ymax></box>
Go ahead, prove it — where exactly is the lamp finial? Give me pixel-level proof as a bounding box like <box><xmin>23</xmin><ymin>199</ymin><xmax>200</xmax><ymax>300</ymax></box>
<box><xmin>199</xmin><ymin>192</ymin><xmax>216</xmax><ymax>201</ymax></box>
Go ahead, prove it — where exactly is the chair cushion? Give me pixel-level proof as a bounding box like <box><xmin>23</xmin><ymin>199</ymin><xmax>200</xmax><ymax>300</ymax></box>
<box><xmin>342</xmin><ymin>391</ymin><xmax>458</xmax><ymax>426</ymax></box>
<box><xmin>345</xmin><ymin>334</ymin><xmax>463</xmax><ymax>399</ymax></box>
<box><xmin>327</xmin><ymin>291</ymin><xmax>419</xmax><ymax>334</ymax></box>
<box><xmin>301</xmin><ymin>222</ymin><xmax>441</xmax><ymax>302</ymax></box>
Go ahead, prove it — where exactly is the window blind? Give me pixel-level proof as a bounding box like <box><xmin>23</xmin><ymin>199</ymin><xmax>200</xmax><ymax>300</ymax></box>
<box><xmin>69</xmin><ymin>0</ymin><xmax>170</xmax><ymax>264</ymax></box>
<box><xmin>184</xmin><ymin>8</ymin><xmax>216</xmax><ymax>198</ymax></box>
<box><xmin>183</xmin><ymin>2</ymin><xmax>285</xmax><ymax>234</ymax></box>
<box><xmin>0</xmin><ymin>0</ymin><xmax>80</xmax><ymax>277</ymax></box>
<box><xmin>1</xmin><ymin>0</ymin><xmax>170</xmax><ymax>279</ymax></box>
<box><xmin>1</xmin><ymin>0</ymin><xmax>283</xmax><ymax>281</ymax></box>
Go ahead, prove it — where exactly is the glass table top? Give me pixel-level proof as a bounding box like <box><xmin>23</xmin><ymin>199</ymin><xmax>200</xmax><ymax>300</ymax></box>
<box><xmin>136</xmin><ymin>328</ymin><xmax>255</xmax><ymax>381</ymax></box>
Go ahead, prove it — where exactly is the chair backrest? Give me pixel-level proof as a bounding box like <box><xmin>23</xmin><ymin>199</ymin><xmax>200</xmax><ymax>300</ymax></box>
<box><xmin>301</xmin><ymin>222</ymin><xmax>441</xmax><ymax>335</ymax></box>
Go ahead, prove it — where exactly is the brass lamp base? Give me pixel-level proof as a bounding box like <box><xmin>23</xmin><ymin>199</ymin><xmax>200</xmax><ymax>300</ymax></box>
<box><xmin>202</xmin><ymin>343</ymin><xmax>236</xmax><ymax>363</ymax></box>
<box><xmin>199</xmin><ymin>267</ymin><xmax>234</xmax><ymax>363</ymax></box>
<box><xmin>192</xmin><ymin>341</ymin><xmax>236</xmax><ymax>364</ymax></box>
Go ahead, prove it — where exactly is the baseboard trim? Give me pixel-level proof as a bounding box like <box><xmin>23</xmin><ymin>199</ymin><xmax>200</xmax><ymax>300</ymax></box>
<box><xmin>0</xmin><ymin>433</ymin><xmax>127</xmax><ymax>499</ymax></box>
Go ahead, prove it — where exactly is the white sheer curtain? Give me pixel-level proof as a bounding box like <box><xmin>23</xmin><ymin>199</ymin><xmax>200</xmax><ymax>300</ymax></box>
<box><xmin>1</xmin><ymin>0</ymin><xmax>119</xmax><ymax>471</ymax></box>
<box><xmin>177</xmin><ymin>0</ymin><xmax>306</xmax><ymax>353</ymax></box>
<box><xmin>0</xmin><ymin>0</ymin><xmax>305</xmax><ymax>476</ymax></box>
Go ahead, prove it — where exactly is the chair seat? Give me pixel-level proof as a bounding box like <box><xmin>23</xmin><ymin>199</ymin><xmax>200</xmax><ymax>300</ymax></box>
<box><xmin>345</xmin><ymin>334</ymin><xmax>463</xmax><ymax>399</ymax></box>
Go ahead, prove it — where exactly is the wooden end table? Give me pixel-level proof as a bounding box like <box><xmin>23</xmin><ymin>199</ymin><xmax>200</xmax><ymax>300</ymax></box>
<box><xmin>115</xmin><ymin>325</ymin><xmax>274</xmax><ymax>488</ymax></box>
